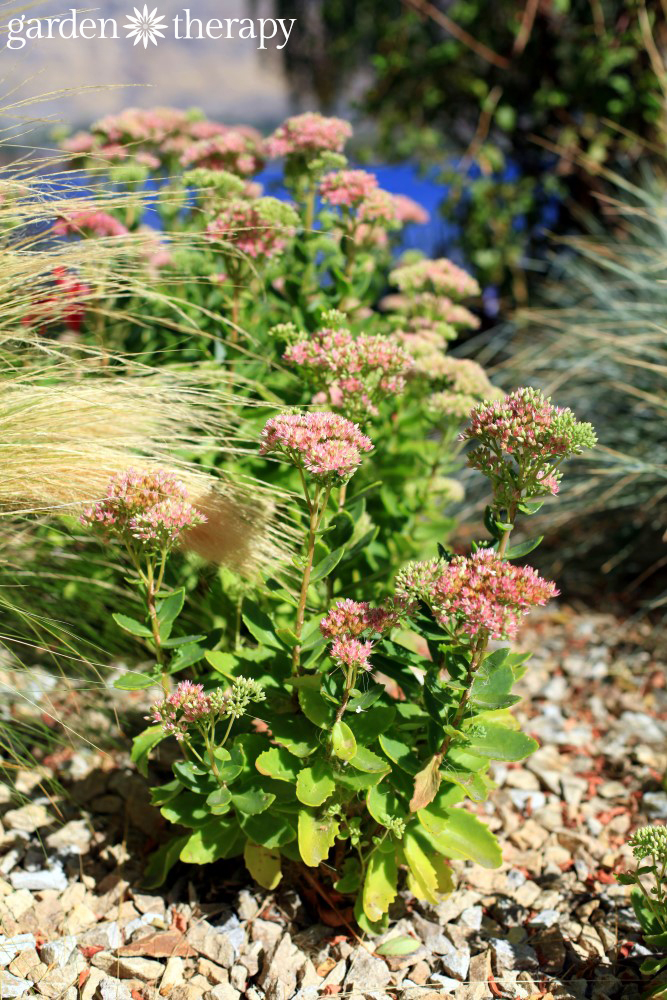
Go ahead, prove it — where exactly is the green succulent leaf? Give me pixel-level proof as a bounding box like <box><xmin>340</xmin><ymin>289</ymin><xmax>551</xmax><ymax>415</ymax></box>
<box><xmin>363</xmin><ymin>844</ymin><xmax>398</xmax><ymax>922</ymax></box>
<box><xmin>242</xmin><ymin>602</ymin><xmax>283</xmax><ymax>650</ymax></box>
<box><xmin>113</xmin><ymin>613</ymin><xmax>153</xmax><ymax>638</ymax></box>
<box><xmin>114</xmin><ymin>671</ymin><xmax>155</xmax><ymax>691</ymax></box>
<box><xmin>296</xmin><ymin>761</ymin><xmax>336</xmax><ymax>807</ymax></box>
<box><xmin>298</xmin><ymin>809</ymin><xmax>339</xmax><ymax>867</ymax></box>
<box><xmin>463</xmin><ymin>723</ymin><xmax>539</xmax><ymax>762</ymax></box>
<box><xmin>205</xmin><ymin>787</ymin><xmax>233</xmax><ymax>815</ymax></box>
<box><xmin>349</xmin><ymin>746</ymin><xmax>391</xmax><ymax>775</ymax></box>
<box><xmin>161</xmin><ymin>791</ymin><xmax>211</xmax><ymax>827</ymax></box>
<box><xmin>244</xmin><ymin>842</ymin><xmax>282</xmax><ymax>890</ymax></box>
<box><xmin>376</xmin><ymin>936</ymin><xmax>421</xmax><ymax>957</ymax></box>
<box><xmin>256</xmin><ymin>746</ymin><xmax>301</xmax><ymax>783</ymax></box>
<box><xmin>131</xmin><ymin>725</ymin><xmax>166</xmax><ymax>778</ymax></box>
<box><xmin>180</xmin><ymin>817</ymin><xmax>245</xmax><ymax>864</ymax></box>
<box><xmin>418</xmin><ymin>804</ymin><xmax>502</xmax><ymax>869</ymax></box>
<box><xmin>239</xmin><ymin>812</ymin><xmax>296</xmax><ymax>849</ymax></box>
<box><xmin>331</xmin><ymin>720</ymin><xmax>357</xmax><ymax>761</ymax></box>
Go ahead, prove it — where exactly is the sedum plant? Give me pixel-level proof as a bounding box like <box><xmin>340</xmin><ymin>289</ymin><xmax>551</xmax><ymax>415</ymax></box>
<box><xmin>84</xmin><ymin>388</ymin><xmax>596</xmax><ymax>930</ymax></box>
<box><xmin>617</xmin><ymin>825</ymin><xmax>667</xmax><ymax>997</ymax></box>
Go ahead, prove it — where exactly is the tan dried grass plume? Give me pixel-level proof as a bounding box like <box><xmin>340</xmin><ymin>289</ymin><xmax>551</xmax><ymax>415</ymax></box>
<box><xmin>0</xmin><ymin>372</ymin><xmax>290</xmax><ymax>576</ymax></box>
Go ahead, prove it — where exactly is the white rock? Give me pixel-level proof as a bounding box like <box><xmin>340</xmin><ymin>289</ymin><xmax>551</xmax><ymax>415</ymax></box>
<box><xmin>3</xmin><ymin>805</ymin><xmax>51</xmax><ymax>833</ymax></box>
<box><xmin>0</xmin><ymin>971</ymin><xmax>32</xmax><ymax>996</ymax></box>
<box><xmin>529</xmin><ymin>909</ymin><xmax>560</xmax><ymax>928</ymax></box>
<box><xmin>39</xmin><ymin>936</ymin><xmax>78</xmax><ymax>969</ymax></box>
<box><xmin>159</xmin><ymin>956</ymin><xmax>184</xmax><ymax>996</ymax></box>
<box><xmin>460</xmin><ymin>905</ymin><xmax>483</xmax><ymax>931</ymax></box>
<box><xmin>45</xmin><ymin>821</ymin><xmax>92</xmax><ymax>856</ymax></box>
<box><xmin>0</xmin><ymin>935</ymin><xmax>37</xmax><ymax>968</ymax></box>
<box><xmin>204</xmin><ymin>985</ymin><xmax>240</xmax><ymax>1000</ymax></box>
<box><xmin>10</xmin><ymin>865</ymin><xmax>67</xmax><ymax>892</ymax></box>
<box><xmin>98</xmin><ymin>975</ymin><xmax>133</xmax><ymax>1000</ymax></box>
<box><xmin>440</xmin><ymin>947</ymin><xmax>470</xmax><ymax>981</ymax></box>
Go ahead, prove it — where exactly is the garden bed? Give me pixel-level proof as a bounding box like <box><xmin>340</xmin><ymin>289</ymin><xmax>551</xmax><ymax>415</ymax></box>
<box><xmin>0</xmin><ymin>606</ymin><xmax>663</xmax><ymax>1000</ymax></box>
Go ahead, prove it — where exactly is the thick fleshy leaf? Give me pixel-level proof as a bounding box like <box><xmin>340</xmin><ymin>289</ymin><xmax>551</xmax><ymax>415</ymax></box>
<box><xmin>205</xmin><ymin>787</ymin><xmax>232</xmax><ymax>815</ymax></box>
<box><xmin>349</xmin><ymin>746</ymin><xmax>391</xmax><ymax>775</ymax></box>
<box><xmin>143</xmin><ymin>835</ymin><xmax>189</xmax><ymax>888</ymax></box>
<box><xmin>131</xmin><ymin>726</ymin><xmax>166</xmax><ymax>778</ymax></box>
<box><xmin>242</xmin><ymin>602</ymin><xmax>282</xmax><ymax>650</ymax></box>
<box><xmin>367</xmin><ymin>786</ymin><xmax>407</xmax><ymax>828</ymax></box>
<box><xmin>161</xmin><ymin>792</ymin><xmax>211</xmax><ymax>827</ymax></box>
<box><xmin>173</xmin><ymin>760</ymin><xmax>217</xmax><ymax>795</ymax></box>
<box><xmin>150</xmin><ymin>778</ymin><xmax>182</xmax><ymax>806</ymax></box>
<box><xmin>296</xmin><ymin>762</ymin><xmax>336</xmax><ymax>807</ymax></box>
<box><xmin>363</xmin><ymin>845</ymin><xmax>398</xmax><ymax>922</ymax></box>
<box><xmin>334</xmin><ymin>857</ymin><xmax>361</xmax><ymax>894</ymax></box>
<box><xmin>244</xmin><ymin>842</ymin><xmax>282</xmax><ymax>890</ymax></box>
<box><xmin>464</xmin><ymin>724</ymin><xmax>538</xmax><ymax>762</ymax></box>
<box><xmin>378</xmin><ymin>735</ymin><xmax>420</xmax><ymax>775</ymax></box>
<box><xmin>239</xmin><ymin>812</ymin><xmax>296</xmax><ymax>849</ymax></box>
<box><xmin>256</xmin><ymin>747</ymin><xmax>300</xmax><ymax>783</ymax></box>
<box><xmin>471</xmin><ymin>654</ymin><xmax>522</xmax><ymax>711</ymax></box>
<box><xmin>418</xmin><ymin>805</ymin><xmax>502</xmax><ymax>869</ymax></box>
<box><xmin>270</xmin><ymin>714</ymin><xmax>320</xmax><ymax>758</ymax></box>
<box><xmin>298</xmin><ymin>809</ymin><xmax>339</xmax><ymax>867</ymax></box>
<box><xmin>409</xmin><ymin>756</ymin><xmax>442</xmax><ymax>812</ymax></box>
<box><xmin>180</xmin><ymin>817</ymin><xmax>244</xmax><ymax>864</ymax></box>
<box><xmin>331</xmin><ymin>720</ymin><xmax>356</xmax><ymax>761</ymax></box>
<box><xmin>298</xmin><ymin>687</ymin><xmax>336</xmax><ymax>728</ymax></box>
<box><xmin>354</xmin><ymin>894</ymin><xmax>389</xmax><ymax>936</ymax></box>
<box><xmin>231</xmin><ymin>787</ymin><xmax>275</xmax><ymax>816</ymax></box>
<box><xmin>403</xmin><ymin>826</ymin><xmax>438</xmax><ymax>900</ymax></box>
<box><xmin>348</xmin><ymin>705</ymin><xmax>396</xmax><ymax>744</ymax></box>
<box><xmin>112</xmin><ymin>613</ymin><xmax>152</xmax><ymax>638</ymax></box>
<box><xmin>376</xmin><ymin>936</ymin><xmax>420</xmax><ymax>957</ymax></box>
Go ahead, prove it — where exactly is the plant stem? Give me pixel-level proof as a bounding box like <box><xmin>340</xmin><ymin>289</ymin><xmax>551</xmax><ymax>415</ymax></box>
<box><xmin>292</xmin><ymin>480</ymin><xmax>331</xmax><ymax>674</ymax></box>
<box><xmin>335</xmin><ymin>665</ymin><xmax>357</xmax><ymax>722</ymax></box>
<box><xmin>145</xmin><ymin>559</ymin><xmax>168</xmax><ymax>694</ymax></box>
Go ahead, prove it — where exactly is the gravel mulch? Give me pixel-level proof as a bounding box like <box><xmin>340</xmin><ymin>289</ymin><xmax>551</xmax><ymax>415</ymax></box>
<box><xmin>0</xmin><ymin>607</ymin><xmax>665</xmax><ymax>1000</ymax></box>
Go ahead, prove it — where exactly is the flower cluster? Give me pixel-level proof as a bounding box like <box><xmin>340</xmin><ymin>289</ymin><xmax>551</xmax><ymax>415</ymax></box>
<box><xmin>321</xmin><ymin>598</ymin><xmax>404</xmax><ymax>673</ymax></box>
<box><xmin>148</xmin><ymin>677</ymin><xmax>265</xmax><ymax>740</ymax></box>
<box><xmin>148</xmin><ymin>680</ymin><xmax>212</xmax><ymax>741</ymax></box>
<box><xmin>320</xmin><ymin>169</ymin><xmax>379</xmax><ymax>208</ymax></box>
<box><xmin>427</xmin><ymin>358</ymin><xmax>502</xmax><ymax>421</ymax></box>
<box><xmin>81</xmin><ymin>468</ymin><xmax>206</xmax><ymax>550</ymax></box>
<box><xmin>24</xmin><ymin>267</ymin><xmax>90</xmax><ymax>335</ymax></box>
<box><xmin>396</xmin><ymin>548</ymin><xmax>558</xmax><ymax>641</ymax></box>
<box><xmin>330</xmin><ymin>637</ymin><xmax>374</xmax><ymax>672</ymax></box>
<box><xmin>260</xmin><ymin>412</ymin><xmax>372</xmax><ymax>484</ymax></box>
<box><xmin>209</xmin><ymin>676</ymin><xmax>266</xmax><ymax>720</ymax></box>
<box><xmin>283</xmin><ymin>325</ymin><xmax>413</xmax><ymax>420</ymax></box>
<box><xmin>180</xmin><ymin>128</ymin><xmax>264</xmax><ymax>176</ymax></box>
<box><xmin>391</xmin><ymin>195</ymin><xmax>430</xmax><ymax>226</ymax></box>
<box><xmin>390</xmin><ymin>258</ymin><xmax>480</xmax><ymax>299</ymax></box>
<box><xmin>54</xmin><ymin>211</ymin><xmax>128</xmax><ymax>238</ymax></box>
<box><xmin>463</xmin><ymin>388</ymin><xmax>598</xmax><ymax>502</ymax></box>
<box><xmin>628</xmin><ymin>825</ymin><xmax>667</xmax><ymax>864</ymax></box>
<box><xmin>206</xmin><ymin>198</ymin><xmax>298</xmax><ymax>261</ymax></box>
<box><xmin>266</xmin><ymin>113</ymin><xmax>352</xmax><ymax>158</ymax></box>
<box><xmin>320</xmin><ymin>598</ymin><xmax>403</xmax><ymax>639</ymax></box>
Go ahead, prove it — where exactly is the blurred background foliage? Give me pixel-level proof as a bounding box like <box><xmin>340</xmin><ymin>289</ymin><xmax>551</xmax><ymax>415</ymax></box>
<box><xmin>274</xmin><ymin>0</ymin><xmax>667</xmax><ymax>306</ymax></box>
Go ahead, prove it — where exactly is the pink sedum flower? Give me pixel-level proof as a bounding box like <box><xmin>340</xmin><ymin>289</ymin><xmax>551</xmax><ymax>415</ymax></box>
<box><xmin>283</xmin><ymin>326</ymin><xmax>412</xmax><ymax>421</ymax></box>
<box><xmin>180</xmin><ymin>129</ymin><xmax>264</xmax><ymax>176</ymax></box>
<box><xmin>81</xmin><ymin>468</ymin><xmax>206</xmax><ymax>550</ymax></box>
<box><xmin>320</xmin><ymin>598</ymin><xmax>402</xmax><ymax>640</ymax></box>
<box><xmin>260</xmin><ymin>411</ymin><xmax>372</xmax><ymax>483</ymax></box>
<box><xmin>266</xmin><ymin>113</ymin><xmax>352</xmax><ymax>158</ymax></box>
<box><xmin>391</xmin><ymin>194</ymin><xmax>430</xmax><ymax>226</ymax></box>
<box><xmin>396</xmin><ymin>548</ymin><xmax>558</xmax><ymax>641</ymax></box>
<box><xmin>320</xmin><ymin>169</ymin><xmax>378</xmax><ymax>208</ymax></box>
<box><xmin>391</xmin><ymin>258</ymin><xmax>480</xmax><ymax>299</ymax></box>
<box><xmin>206</xmin><ymin>198</ymin><xmax>297</xmax><ymax>261</ymax></box>
<box><xmin>330</xmin><ymin>637</ymin><xmax>374</xmax><ymax>672</ymax></box>
<box><xmin>463</xmin><ymin>387</ymin><xmax>597</xmax><ymax>499</ymax></box>
<box><xmin>148</xmin><ymin>680</ymin><xmax>212</xmax><ymax>741</ymax></box>
<box><xmin>54</xmin><ymin>211</ymin><xmax>128</xmax><ymax>238</ymax></box>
